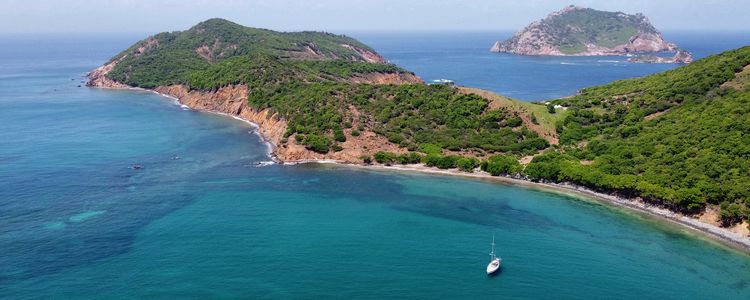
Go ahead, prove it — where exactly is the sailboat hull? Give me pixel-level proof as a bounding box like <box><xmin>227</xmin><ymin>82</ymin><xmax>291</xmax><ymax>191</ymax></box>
<box><xmin>486</xmin><ymin>258</ymin><xmax>501</xmax><ymax>275</ymax></box>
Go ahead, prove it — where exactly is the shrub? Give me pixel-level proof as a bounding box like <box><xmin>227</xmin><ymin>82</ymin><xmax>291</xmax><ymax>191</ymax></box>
<box><xmin>374</xmin><ymin>151</ymin><xmax>399</xmax><ymax>164</ymax></box>
<box><xmin>457</xmin><ymin>157</ymin><xmax>480</xmax><ymax>172</ymax></box>
<box><xmin>424</xmin><ymin>155</ymin><xmax>460</xmax><ymax>169</ymax></box>
<box><xmin>719</xmin><ymin>201</ymin><xmax>746</xmax><ymax>227</ymax></box>
<box><xmin>481</xmin><ymin>154</ymin><xmax>522</xmax><ymax>176</ymax></box>
<box><xmin>303</xmin><ymin>134</ymin><xmax>331</xmax><ymax>153</ymax></box>
<box><xmin>399</xmin><ymin>152</ymin><xmax>423</xmax><ymax>164</ymax></box>
<box><xmin>334</xmin><ymin>129</ymin><xmax>346</xmax><ymax>142</ymax></box>
<box><xmin>523</xmin><ymin>153</ymin><xmax>568</xmax><ymax>181</ymax></box>
<box><xmin>419</xmin><ymin>143</ymin><xmax>442</xmax><ymax>155</ymax></box>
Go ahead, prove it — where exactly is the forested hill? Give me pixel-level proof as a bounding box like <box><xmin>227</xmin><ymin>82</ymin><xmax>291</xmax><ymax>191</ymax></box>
<box><xmin>89</xmin><ymin>18</ymin><xmax>554</xmax><ymax>165</ymax></box>
<box><xmin>89</xmin><ymin>18</ymin><xmax>750</xmax><ymax>227</ymax></box>
<box><xmin>538</xmin><ymin>46</ymin><xmax>750</xmax><ymax>225</ymax></box>
<box><xmin>102</xmin><ymin>18</ymin><xmax>399</xmax><ymax>88</ymax></box>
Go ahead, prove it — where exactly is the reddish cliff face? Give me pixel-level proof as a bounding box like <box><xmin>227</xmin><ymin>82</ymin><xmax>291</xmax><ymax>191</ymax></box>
<box><xmin>87</xmin><ymin>59</ymin><xmax>421</xmax><ymax>163</ymax></box>
<box><xmin>87</xmin><ymin>58</ymin><xmax>129</xmax><ymax>88</ymax></box>
<box><xmin>153</xmin><ymin>84</ymin><xmax>288</xmax><ymax>153</ymax></box>
<box><xmin>340</xmin><ymin>44</ymin><xmax>388</xmax><ymax>63</ymax></box>
<box><xmin>151</xmin><ymin>85</ymin><xmax>407</xmax><ymax>163</ymax></box>
<box><xmin>349</xmin><ymin>72</ymin><xmax>423</xmax><ymax>84</ymax></box>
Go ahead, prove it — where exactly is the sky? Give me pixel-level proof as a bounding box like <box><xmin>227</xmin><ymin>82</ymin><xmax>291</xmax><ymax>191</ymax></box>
<box><xmin>1</xmin><ymin>0</ymin><xmax>749</xmax><ymax>34</ymax></box>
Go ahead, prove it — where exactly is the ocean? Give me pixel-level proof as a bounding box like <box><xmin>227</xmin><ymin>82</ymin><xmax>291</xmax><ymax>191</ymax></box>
<box><xmin>1</xmin><ymin>32</ymin><xmax>749</xmax><ymax>299</ymax></box>
<box><xmin>353</xmin><ymin>30</ymin><xmax>750</xmax><ymax>100</ymax></box>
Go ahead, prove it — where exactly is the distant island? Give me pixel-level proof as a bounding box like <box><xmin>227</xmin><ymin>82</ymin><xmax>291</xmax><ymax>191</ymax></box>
<box><xmin>89</xmin><ymin>18</ymin><xmax>750</xmax><ymax>248</ymax></box>
<box><xmin>491</xmin><ymin>6</ymin><xmax>693</xmax><ymax>63</ymax></box>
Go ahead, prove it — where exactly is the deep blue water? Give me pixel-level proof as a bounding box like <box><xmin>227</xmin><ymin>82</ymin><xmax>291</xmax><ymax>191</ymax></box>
<box><xmin>351</xmin><ymin>31</ymin><xmax>750</xmax><ymax>100</ymax></box>
<box><xmin>1</xmin><ymin>33</ymin><xmax>750</xmax><ymax>299</ymax></box>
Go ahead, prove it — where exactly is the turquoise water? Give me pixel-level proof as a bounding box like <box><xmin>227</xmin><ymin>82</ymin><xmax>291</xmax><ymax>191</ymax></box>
<box><xmin>2</xmin><ymin>34</ymin><xmax>750</xmax><ymax>299</ymax></box>
<box><xmin>352</xmin><ymin>31</ymin><xmax>750</xmax><ymax>100</ymax></box>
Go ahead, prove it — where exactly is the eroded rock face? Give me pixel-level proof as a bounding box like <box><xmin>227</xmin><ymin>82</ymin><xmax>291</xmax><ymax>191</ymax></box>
<box><xmin>86</xmin><ymin>57</ymin><xmax>129</xmax><ymax>88</ymax></box>
<box><xmin>491</xmin><ymin>6</ymin><xmax>684</xmax><ymax>58</ymax></box>
<box><xmin>340</xmin><ymin>44</ymin><xmax>387</xmax><ymax>63</ymax></box>
<box><xmin>87</xmin><ymin>60</ymin><xmax>420</xmax><ymax>163</ymax></box>
<box><xmin>153</xmin><ymin>85</ymin><xmax>288</xmax><ymax>152</ymax></box>
<box><xmin>152</xmin><ymin>85</ymin><xmax>409</xmax><ymax>163</ymax></box>
<box><xmin>349</xmin><ymin>72</ymin><xmax>423</xmax><ymax>84</ymax></box>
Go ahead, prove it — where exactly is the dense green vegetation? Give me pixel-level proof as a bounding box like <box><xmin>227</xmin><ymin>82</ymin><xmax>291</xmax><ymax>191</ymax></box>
<box><xmin>554</xmin><ymin>47</ymin><xmax>750</xmax><ymax>144</ymax></box>
<box><xmin>106</xmin><ymin>18</ymin><xmax>546</xmax><ymax>155</ymax></box>
<box><xmin>540</xmin><ymin>7</ymin><xmax>650</xmax><ymax>54</ymax></box>
<box><xmin>107</xmin><ymin>18</ymin><xmax>384</xmax><ymax>88</ymax></box>
<box><xmin>356</xmin><ymin>84</ymin><xmax>548</xmax><ymax>154</ymax></box>
<box><xmin>242</xmin><ymin>80</ymin><xmax>548</xmax><ymax>154</ymax></box>
<box><xmin>481</xmin><ymin>154</ymin><xmax>523</xmax><ymax>176</ymax></box>
<box><xmin>539</xmin><ymin>46</ymin><xmax>750</xmax><ymax>223</ymax></box>
<box><xmin>550</xmin><ymin>9</ymin><xmax>639</xmax><ymax>52</ymax></box>
<box><xmin>103</xmin><ymin>18</ymin><xmax>750</xmax><ymax>225</ymax></box>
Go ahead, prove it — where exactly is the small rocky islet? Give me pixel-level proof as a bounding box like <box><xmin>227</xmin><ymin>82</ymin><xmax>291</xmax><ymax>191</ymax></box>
<box><xmin>490</xmin><ymin>5</ymin><xmax>693</xmax><ymax>63</ymax></box>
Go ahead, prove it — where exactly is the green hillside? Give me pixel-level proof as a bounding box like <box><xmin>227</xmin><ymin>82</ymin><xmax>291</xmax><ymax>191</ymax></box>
<box><xmin>97</xmin><ymin>18</ymin><xmax>750</xmax><ymax>225</ymax></box>
<box><xmin>545</xmin><ymin>8</ymin><xmax>646</xmax><ymax>54</ymax></box>
<box><xmin>539</xmin><ymin>47</ymin><xmax>750</xmax><ymax>223</ymax></box>
<box><xmin>106</xmin><ymin>18</ymin><xmax>389</xmax><ymax>88</ymax></box>
<box><xmin>100</xmin><ymin>19</ymin><xmax>550</xmax><ymax>156</ymax></box>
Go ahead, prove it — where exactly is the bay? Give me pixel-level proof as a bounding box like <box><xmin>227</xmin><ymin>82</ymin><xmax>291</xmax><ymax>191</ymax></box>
<box><xmin>1</xmin><ymin>33</ymin><xmax>749</xmax><ymax>299</ymax></box>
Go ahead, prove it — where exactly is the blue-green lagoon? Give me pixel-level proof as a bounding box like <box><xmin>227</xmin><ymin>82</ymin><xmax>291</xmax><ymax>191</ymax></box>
<box><xmin>1</xmin><ymin>34</ymin><xmax>750</xmax><ymax>299</ymax></box>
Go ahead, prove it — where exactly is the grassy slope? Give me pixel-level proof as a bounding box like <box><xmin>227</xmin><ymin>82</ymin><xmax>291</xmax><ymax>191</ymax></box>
<box><xmin>541</xmin><ymin>8</ymin><xmax>648</xmax><ymax>54</ymax></box>
<box><xmin>722</xmin><ymin>64</ymin><xmax>750</xmax><ymax>91</ymax></box>
<box><xmin>458</xmin><ymin>87</ymin><xmax>567</xmax><ymax>144</ymax></box>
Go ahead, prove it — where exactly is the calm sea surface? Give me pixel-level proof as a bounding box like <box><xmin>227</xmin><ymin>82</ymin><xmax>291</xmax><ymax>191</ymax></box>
<box><xmin>353</xmin><ymin>31</ymin><xmax>750</xmax><ymax>100</ymax></box>
<box><xmin>1</xmin><ymin>32</ymin><xmax>749</xmax><ymax>299</ymax></box>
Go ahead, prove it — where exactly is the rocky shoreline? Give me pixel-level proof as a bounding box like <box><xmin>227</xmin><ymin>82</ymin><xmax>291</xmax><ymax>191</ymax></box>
<box><xmin>87</xmin><ymin>59</ymin><xmax>418</xmax><ymax>163</ymax></box>
<box><xmin>88</xmin><ymin>70</ymin><xmax>750</xmax><ymax>255</ymax></box>
<box><xmin>490</xmin><ymin>6</ymin><xmax>693</xmax><ymax>63</ymax></box>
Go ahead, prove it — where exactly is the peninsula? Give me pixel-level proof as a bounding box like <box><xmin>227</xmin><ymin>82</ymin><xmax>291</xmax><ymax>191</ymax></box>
<box><xmin>89</xmin><ymin>19</ymin><xmax>750</xmax><ymax>249</ymax></box>
<box><xmin>490</xmin><ymin>6</ymin><xmax>693</xmax><ymax>63</ymax></box>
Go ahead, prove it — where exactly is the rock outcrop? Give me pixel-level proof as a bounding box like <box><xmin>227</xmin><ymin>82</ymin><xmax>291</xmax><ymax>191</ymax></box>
<box><xmin>86</xmin><ymin>57</ymin><xmax>130</xmax><ymax>88</ymax></box>
<box><xmin>151</xmin><ymin>85</ymin><xmax>407</xmax><ymax>163</ymax></box>
<box><xmin>87</xmin><ymin>59</ymin><xmax>417</xmax><ymax>163</ymax></box>
<box><xmin>491</xmin><ymin>5</ymin><xmax>689</xmax><ymax>61</ymax></box>
<box><xmin>627</xmin><ymin>49</ymin><xmax>694</xmax><ymax>64</ymax></box>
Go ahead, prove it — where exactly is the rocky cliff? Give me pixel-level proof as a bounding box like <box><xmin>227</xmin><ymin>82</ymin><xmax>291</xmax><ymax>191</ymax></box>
<box><xmin>89</xmin><ymin>18</ymin><xmax>561</xmax><ymax>167</ymax></box>
<box><xmin>87</xmin><ymin>59</ymin><xmax>416</xmax><ymax>163</ymax></box>
<box><xmin>85</xmin><ymin>18</ymin><xmax>432</xmax><ymax>163</ymax></box>
<box><xmin>491</xmin><ymin>5</ymin><xmax>689</xmax><ymax>61</ymax></box>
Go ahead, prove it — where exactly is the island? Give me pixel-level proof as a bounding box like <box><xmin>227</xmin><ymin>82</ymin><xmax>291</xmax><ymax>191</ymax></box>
<box><xmin>490</xmin><ymin>5</ymin><xmax>693</xmax><ymax>63</ymax></box>
<box><xmin>89</xmin><ymin>18</ymin><xmax>750</xmax><ymax>249</ymax></box>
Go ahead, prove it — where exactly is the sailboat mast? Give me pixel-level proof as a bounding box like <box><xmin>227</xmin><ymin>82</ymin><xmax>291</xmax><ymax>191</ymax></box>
<box><xmin>490</xmin><ymin>233</ymin><xmax>496</xmax><ymax>259</ymax></box>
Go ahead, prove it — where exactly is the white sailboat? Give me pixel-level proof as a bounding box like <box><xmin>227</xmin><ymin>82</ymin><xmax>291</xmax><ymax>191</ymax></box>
<box><xmin>486</xmin><ymin>234</ymin><xmax>502</xmax><ymax>275</ymax></box>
